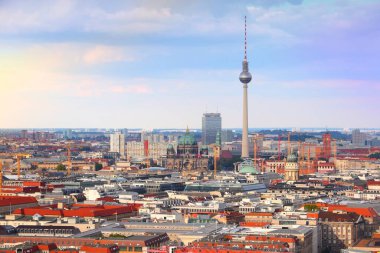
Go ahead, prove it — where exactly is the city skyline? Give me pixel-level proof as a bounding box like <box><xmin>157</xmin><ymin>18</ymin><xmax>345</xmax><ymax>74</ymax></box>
<box><xmin>1</xmin><ymin>0</ymin><xmax>379</xmax><ymax>129</ymax></box>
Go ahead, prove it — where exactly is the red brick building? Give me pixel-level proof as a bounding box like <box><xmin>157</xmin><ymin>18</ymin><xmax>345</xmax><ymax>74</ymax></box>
<box><xmin>12</xmin><ymin>203</ymin><xmax>141</xmax><ymax>220</ymax></box>
<box><xmin>0</xmin><ymin>196</ymin><xmax>38</xmax><ymax>215</ymax></box>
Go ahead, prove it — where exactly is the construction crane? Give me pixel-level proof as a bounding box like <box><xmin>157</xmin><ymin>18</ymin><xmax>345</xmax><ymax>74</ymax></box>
<box><xmin>0</xmin><ymin>160</ymin><xmax>3</xmax><ymax>193</ymax></box>
<box><xmin>10</xmin><ymin>154</ymin><xmax>27</xmax><ymax>178</ymax></box>
<box><xmin>213</xmin><ymin>145</ymin><xmax>220</xmax><ymax>179</ymax></box>
<box><xmin>297</xmin><ymin>141</ymin><xmax>302</xmax><ymax>168</ymax></box>
<box><xmin>67</xmin><ymin>143</ymin><xmax>72</xmax><ymax>176</ymax></box>
<box><xmin>278</xmin><ymin>134</ymin><xmax>281</xmax><ymax>161</ymax></box>
<box><xmin>253</xmin><ymin>137</ymin><xmax>257</xmax><ymax>167</ymax></box>
<box><xmin>332</xmin><ymin>139</ymin><xmax>337</xmax><ymax>162</ymax></box>
<box><xmin>307</xmin><ymin>144</ymin><xmax>311</xmax><ymax>174</ymax></box>
<box><xmin>300</xmin><ymin>142</ymin><xmax>305</xmax><ymax>172</ymax></box>
<box><xmin>17</xmin><ymin>155</ymin><xmax>21</xmax><ymax>178</ymax></box>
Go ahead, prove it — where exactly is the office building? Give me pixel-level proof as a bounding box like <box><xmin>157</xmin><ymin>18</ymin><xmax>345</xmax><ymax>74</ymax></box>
<box><xmin>352</xmin><ymin>129</ymin><xmax>367</xmax><ymax>146</ymax></box>
<box><xmin>126</xmin><ymin>141</ymin><xmax>168</xmax><ymax>161</ymax></box>
<box><xmin>221</xmin><ymin>129</ymin><xmax>234</xmax><ymax>143</ymax></box>
<box><xmin>110</xmin><ymin>132</ymin><xmax>125</xmax><ymax>159</ymax></box>
<box><xmin>63</xmin><ymin>129</ymin><xmax>73</xmax><ymax>139</ymax></box>
<box><xmin>202</xmin><ymin>113</ymin><xmax>222</xmax><ymax>145</ymax></box>
<box><xmin>319</xmin><ymin>211</ymin><xmax>365</xmax><ymax>253</ymax></box>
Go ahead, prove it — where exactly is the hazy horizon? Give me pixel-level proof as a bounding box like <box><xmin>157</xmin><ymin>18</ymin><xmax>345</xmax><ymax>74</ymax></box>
<box><xmin>2</xmin><ymin>127</ymin><xmax>380</xmax><ymax>132</ymax></box>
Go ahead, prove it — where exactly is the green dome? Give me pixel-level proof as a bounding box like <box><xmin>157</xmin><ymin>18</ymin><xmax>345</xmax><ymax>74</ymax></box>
<box><xmin>178</xmin><ymin>130</ymin><xmax>197</xmax><ymax>145</ymax></box>
<box><xmin>240</xmin><ymin>165</ymin><xmax>258</xmax><ymax>174</ymax></box>
<box><xmin>287</xmin><ymin>153</ymin><xmax>297</xmax><ymax>162</ymax></box>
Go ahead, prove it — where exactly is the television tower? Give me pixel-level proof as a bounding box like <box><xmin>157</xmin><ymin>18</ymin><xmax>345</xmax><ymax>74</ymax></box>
<box><xmin>239</xmin><ymin>16</ymin><xmax>252</xmax><ymax>158</ymax></box>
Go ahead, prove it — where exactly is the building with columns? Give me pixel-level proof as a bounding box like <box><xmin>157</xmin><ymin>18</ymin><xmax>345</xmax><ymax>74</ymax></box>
<box><xmin>285</xmin><ymin>153</ymin><xmax>299</xmax><ymax>181</ymax></box>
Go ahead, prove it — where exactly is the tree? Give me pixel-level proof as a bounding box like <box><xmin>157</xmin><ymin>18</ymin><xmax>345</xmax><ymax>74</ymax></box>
<box><xmin>304</xmin><ymin>204</ymin><xmax>319</xmax><ymax>212</ymax></box>
<box><xmin>219</xmin><ymin>156</ymin><xmax>243</xmax><ymax>170</ymax></box>
<box><xmin>56</xmin><ymin>164</ymin><xmax>66</xmax><ymax>171</ymax></box>
<box><xmin>369</xmin><ymin>152</ymin><xmax>380</xmax><ymax>159</ymax></box>
<box><xmin>95</xmin><ymin>163</ymin><xmax>103</xmax><ymax>171</ymax></box>
<box><xmin>108</xmin><ymin>233</ymin><xmax>127</xmax><ymax>239</ymax></box>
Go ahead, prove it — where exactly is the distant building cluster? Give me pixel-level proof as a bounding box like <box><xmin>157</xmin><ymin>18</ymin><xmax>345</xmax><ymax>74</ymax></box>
<box><xmin>1</xmin><ymin>126</ymin><xmax>380</xmax><ymax>253</ymax></box>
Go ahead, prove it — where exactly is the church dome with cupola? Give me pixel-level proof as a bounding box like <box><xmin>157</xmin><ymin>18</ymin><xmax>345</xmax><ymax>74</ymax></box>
<box><xmin>178</xmin><ymin>132</ymin><xmax>197</xmax><ymax>146</ymax></box>
<box><xmin>239</xmin><ymin>159</ymin><xmax>258</xmax><ymax>175</ymax></box>
<box><xmin>177</xmin><ymin>127</ymin><xmax>198</xmax><ymax>157</ymax></box>
<box><xmin>287</xmin><ymin>153</ymin><xmax>298</xmax><ymax>163</ymax></box>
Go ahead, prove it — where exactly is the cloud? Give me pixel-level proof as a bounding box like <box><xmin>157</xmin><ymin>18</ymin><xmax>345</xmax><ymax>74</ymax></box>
<box><xmin>0</xmin><ymin>42</ymin><xmax>142</xmax><ymax>98</ymax></box>
<box><xmin>0</xmin><ymin>0</ymin><xmax>310</xmax><ymax>39</ymax></box>
<box><xmin>68</xmin><ymin>78</ymin><xmax>154</xmax><ymax>97</ymax></box>
<box><xmin>83</xmin><ymin>45</ymin><xmax>134</xmax><ymax>64</ymax></box>
<box><xmin>275</xmin><ymin>79</ymin><xmax>380</xmax><ymax>91</ymax></box>
<box><xmin>0</xmin><ymin>0</ymin><xmax>379</xmax><ymax>128</ymax></box>
<box><xmin>0</xmin><ymin>0</ymin><xmax>76</xmax><ymax>33</ymax></box>
<box><xmin>110</xmin><ymin>84</ymin><xmax>152</xmax><ymax>94</ymax></box>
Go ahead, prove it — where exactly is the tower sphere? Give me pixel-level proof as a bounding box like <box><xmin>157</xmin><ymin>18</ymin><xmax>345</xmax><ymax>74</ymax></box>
<box><xmin>239</xmin><ymin>69</ymin><xmax>252</xmax><ymax>84</ymax></box>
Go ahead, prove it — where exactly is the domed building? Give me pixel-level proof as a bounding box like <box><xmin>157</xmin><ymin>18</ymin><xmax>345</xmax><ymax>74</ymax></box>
<box><xmin>284</xmin><ymin>153</ymin><xmax>299</xmax><ymax>181</ymax></box>
<box><xmin>177</xmin><ymin>130</ymin><xmax>198</xmax><ymax>156</ymax></box>
<box><xmin>160</xmin><ymin>128</ymin><xmax>210</xmax><ymax>173</ymax></box>
<box><xmin>238</xmin><ymin>159</ymin><xmax>259</xmax><ymax>175</ymax></box>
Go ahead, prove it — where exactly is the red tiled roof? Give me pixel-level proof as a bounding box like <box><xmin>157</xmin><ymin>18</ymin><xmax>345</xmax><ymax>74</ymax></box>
<box><xmin>245</xmin><ymin>212</ymin><xmax>273</xmax><ymax>217</ymax></box>
<box><xmin>240</xmin><ymin>221</ymin><xmax>271</xmax><ymax>227</ymax></box>
<box><xmin>51</xmin><ymin>251</ymin><xmax>79</xmax><ymax>253</ymax></box>
<box><xmin>13</xmin><ymin>203</ymin><xmax>142</xmax><ymax>218</ymax></box>
<box><xmin>23</xmin><ymin>181</ymin><xmax>46</xmax><ymax>187</ymax></box>
<box><xmin>367</xmin><ymin>181</ymin><xmax>380</xmax><ymax>186</ymax></box>
<box><xmin>314</xmin><ymin>203</ymin><xmax>378</xmax><ymax>218</ymax></box>
<box><xmin>319</xmin><ymin>211</ymin><xmax>361</xmax><ymax>222</ymax></box>
<box><xmin>0</xmin><ymin>196</ymin><xmax>38</xmax><ymax>207</ymax></box>
<box><xmin>96</xmin><ymin>196</ymin><xmax>118</xmax><ymax>202</ymax></box>
<box><xmin>37</xmin><ymin>243</ymin><xmax>58</xmax><ymax>250</ymax></box>
<box><xmin>80</xmin><ymin>245</ymin><xmax>119</xmax><ymax>253</ymax></box>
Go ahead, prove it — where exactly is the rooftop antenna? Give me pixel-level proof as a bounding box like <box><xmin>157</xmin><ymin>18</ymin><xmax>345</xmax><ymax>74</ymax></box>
<box><xmin>244</xmin><ymin>15</ymin><xmax>247</xmax><ymax>60</ymax></box>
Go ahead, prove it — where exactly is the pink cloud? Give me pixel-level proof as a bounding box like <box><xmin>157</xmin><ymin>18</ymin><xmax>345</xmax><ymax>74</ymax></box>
<box><xmin>110</xmin><ymin>85</ymin><xmax>152</xmax><ymax>94</ymax></box>
<box><xmin>83</xmin><ymin>45</ymin><xmax>133</xmax><ymax>64</ymax></box>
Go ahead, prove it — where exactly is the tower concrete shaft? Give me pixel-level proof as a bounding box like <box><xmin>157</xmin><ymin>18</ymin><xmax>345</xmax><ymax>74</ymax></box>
<box><xmin>242</xmin><ymin>83</ymin><xmax>249</xmax><ymax>158</ymax></box>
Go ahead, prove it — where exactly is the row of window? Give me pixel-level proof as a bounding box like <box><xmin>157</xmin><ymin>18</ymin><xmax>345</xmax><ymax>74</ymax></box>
<box><xmin>18</xmin><ymin>228</ymin><xmax>73</xmax><ymax>234</ymax></box>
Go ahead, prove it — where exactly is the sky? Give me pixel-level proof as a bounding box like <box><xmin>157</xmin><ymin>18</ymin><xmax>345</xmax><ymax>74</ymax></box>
<box><xmin>0</xmin><ymin>0</ymin><xmax>379</xmax><ymax>129</ymax></box>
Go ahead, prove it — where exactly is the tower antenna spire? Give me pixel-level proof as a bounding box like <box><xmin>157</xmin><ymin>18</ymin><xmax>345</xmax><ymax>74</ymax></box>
<box><xmin>244</xmin><ymin>15</ymin><xmax>247</xmax><ymax>60</ymax></box>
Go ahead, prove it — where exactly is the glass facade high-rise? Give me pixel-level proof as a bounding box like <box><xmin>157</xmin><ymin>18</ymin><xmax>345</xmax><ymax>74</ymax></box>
<box><xmin>202</xmin><ymin>113</ymin><xmax>222</xmax><ymax>145</ymax></box>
